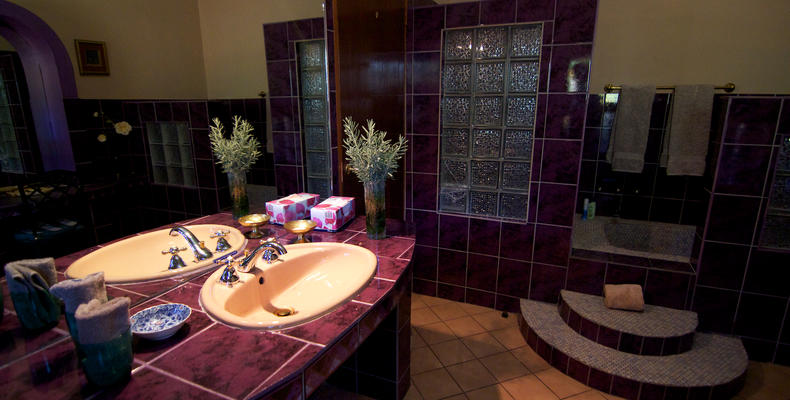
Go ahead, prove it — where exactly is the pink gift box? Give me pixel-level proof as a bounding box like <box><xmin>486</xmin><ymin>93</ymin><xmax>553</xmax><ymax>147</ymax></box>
<box><xmin>310</xmin><ymin>196</ymin><xmax>355</xmax><ymax>232</ymax></box>
<box><xmin>265</xmin><ymin>193</ymin><xmax>320</xmax><ymax>224</ymax></box>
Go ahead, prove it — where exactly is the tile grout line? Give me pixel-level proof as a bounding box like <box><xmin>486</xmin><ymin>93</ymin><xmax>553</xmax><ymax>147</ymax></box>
<box><xmin>245</xmin><ymin>344</ymin><xmax>311</xmax><ymax>398</ymax></box>
<box><xmin>144</xmin><ymin>364</ymin><xmax>235</xmax><ymax>400</ymax></box>
<box><xmin>145</xmin><ymin>321</ymin><xmax>217</xmax><ymax>365</ymax></box>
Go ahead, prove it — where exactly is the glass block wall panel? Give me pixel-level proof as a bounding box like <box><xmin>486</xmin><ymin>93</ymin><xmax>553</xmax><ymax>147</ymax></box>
<box><xmin>760</xmin><ymin>135</ymin><xmax>790</xmax><ymax>250</ymax></box>
<box><xmin>439</xmin><ymin>23</ymin><xmax>542</xmax><ymax>220</ymax></box>
<box><xmin>297</xmin><ymin>40</ymin><xmax>331</xmax><ymax>198</ymax></box>
<box><xmin>443</xmin><ymin>63</ymin><xmax>472</xmax><ymax>93</ymax></box>
<box><xmin>147</xmin><ymin>122</ymin><xmax>196</xmax><ymax>187</ymax></box>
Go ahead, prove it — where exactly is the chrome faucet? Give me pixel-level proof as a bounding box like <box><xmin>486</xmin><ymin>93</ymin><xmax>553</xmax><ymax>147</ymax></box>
<box><xmin>169</xmin><ymin>225</ymin><xmax>213</xmax><ymax>261</ymax></box>
<box><xmin>238</xmin><ymin>237</ymin><xmax>287</xmax><ymax>272</ymax></box>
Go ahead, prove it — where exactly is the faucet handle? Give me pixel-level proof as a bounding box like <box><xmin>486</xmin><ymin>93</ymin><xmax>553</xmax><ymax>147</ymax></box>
<box><xmin>210</xmin><ymin>229</ymin><xmax>230</xmax><ymax>239</ymax></box>
<box><xmin>161</xmin><ymin>246</ymin><xmax>188</xmax><ymax>255</ymax></box>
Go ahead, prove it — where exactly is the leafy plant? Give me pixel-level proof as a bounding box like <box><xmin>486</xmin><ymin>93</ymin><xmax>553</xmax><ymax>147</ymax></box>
<box><xmin>342</xmin><ymin>116</ymin><xmax>407</xmax><ymax>183</ymax></box>
<box><xmin>208</xmin><ymin>116</ymin><xmax>262</xmax><ymax>173</ymax></box>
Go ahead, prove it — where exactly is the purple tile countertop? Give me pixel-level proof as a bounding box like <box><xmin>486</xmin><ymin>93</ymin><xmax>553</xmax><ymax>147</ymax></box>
<box><xmin>0</xmin><ymin>212</ymin><xmax>415</xmax><ymax>399</ymax></box>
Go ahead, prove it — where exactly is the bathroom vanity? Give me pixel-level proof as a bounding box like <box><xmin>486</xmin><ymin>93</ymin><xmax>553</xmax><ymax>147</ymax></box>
<box><xmin>0</xmin><ymin>212</ymin><xmax>415</xmax><ymax>400</ymax></box>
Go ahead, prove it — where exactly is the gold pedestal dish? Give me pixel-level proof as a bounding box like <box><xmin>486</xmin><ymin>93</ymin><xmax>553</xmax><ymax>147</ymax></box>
<box><xmin>238</xmin><ymin>214</ymin><xmax>270</xmax><ymax>239</ymax></box>
<box><xmin>283</xmin><ymin>220</ymin><xmax>317</xmax><ymax>243</ymax></box>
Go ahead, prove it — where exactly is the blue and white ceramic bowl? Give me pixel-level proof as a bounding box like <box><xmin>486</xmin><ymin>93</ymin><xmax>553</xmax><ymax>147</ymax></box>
<box><xmin>130</xmin><ymin>303</ymin><xmax>191</xmax><ymax>340</ymax></box>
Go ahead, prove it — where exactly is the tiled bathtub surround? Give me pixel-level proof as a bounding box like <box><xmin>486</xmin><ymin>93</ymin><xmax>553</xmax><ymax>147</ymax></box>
<box><xmin>407</xmin><ymin>0</ymin><xmax>596</xmax><ymax>311</ymax></box>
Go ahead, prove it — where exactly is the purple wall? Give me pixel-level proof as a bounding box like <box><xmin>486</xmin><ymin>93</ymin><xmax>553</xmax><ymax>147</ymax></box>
<box><xmin>406</xmin><ymin>0</ymin><xmax>597</xmax><ymax>312</ymax></box>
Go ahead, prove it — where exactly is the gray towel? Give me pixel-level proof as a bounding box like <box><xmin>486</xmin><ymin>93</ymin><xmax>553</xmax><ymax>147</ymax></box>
<box><xmin>4</xmin><ymin>258</ymin><xmax>61</xmax><ymax>330</ymax></box>
<box><xmin>75</xmin><ymin>297</ymin><xmax>130</xmax><ymax>344</ymax></box>
<box><xmin>49</xmin><ymin>271</ymin><xmax>108</xmax><ymax>314</ymax></box>
<box><xmin>660</xmin><ymin>84</ymin><xmax>714</xmax><ymax>176</ymax></box>
<box><xmin>606</xmin><ymin>85</ymin><xmax>655</xmax><ymax>173</ymax></box>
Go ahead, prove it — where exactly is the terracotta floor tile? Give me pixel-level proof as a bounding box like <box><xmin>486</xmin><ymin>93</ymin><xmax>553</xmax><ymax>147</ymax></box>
<box><xmin>411</xmin><ymin>328</ymin><xmax>428</xmax><ymax>349</ymax></box>
<box><xmin>735</xmin><ymin>361</ymin><xmax>790</xmax><ymax>400</ymax></box>
<box><xmin>412</xmin><ymin>368</ymin><xmax>463</xmax><ymax>400</ymax></box>
<box><xmin>412</xmin><ymin>296</ymin><xmax>428</xmax><ymax>311</ymax></box>
<box><xmin>501</xmin><ymin>374</ymin><xmax>559</xmax><ymax>400</ymax></box>
<box><xmin>598</xmin><ymin>392</ymin><xmax>627</xmax><ymax>400</ymax></box>
<box><xmin>444</xmin><ymin>395</ymin><xmax>469</xmax><ymax>400</ymax></box>
<box><xmin>565</xmin><ymin>390</ymin><xmax>608</xmax><ymax>400</ymax></box>
<box><xmin>446</xmin><ymin>359</ymin><xmax>498</xmax><ymax>392</ymax></box>
<box><xmin>479</xmin><ymin>352</ymin><xmax>531</xmax><ymax>382</ymax></box>
<box><xmin>430</xmin><ymin>302</ymin><xmax>469</xmax><ymax>321</ymax></box>
<box><xmin>404</xmin><ymin>381</ymin><xmax>423</xmax><ymax>400</ymax></box>
<box><xmin>412</xmin><ymin>307</ymin><xmax>441</xmax><ymax>326</ymax></box>
<box><xmin>431</xmin><ymin>338</ymin><xmax>476</xmax><ymax>367</ymax></box>
<box><xmin>472</xmin><ymin>310</ymin><xmax>517</xmax><ymax>331</ymax></box>
<box><xmin>461</xmin><ymin>332</ymin><xmax>507</xmax><ymax>358</ymax></box>
<box><xmin>490</xmin><ymin>326</ymin><xmax>527</xmax><ymax>350</ymax></box>
<box><xmin>536</xmin><ymin>367</ymin><xmax>590</xmax><ymax>398</ymax></box>
<box><xmin>466</xmin><ymin>384</ymin><xmax>515</xmax><ymax>400</ymax></box>
<box><xmin>511</xmin><ymin>345</ymin><xmax>551</xmax><ymax>373</ymax></box>
<box><xmin>410</xmin><ymin>346</ymin><xmax>444</xmax><ymax>374</ymax></box>
<box><xmin>458</xmin><ymin>301</ymin><xmax>494</xmax><ymax>316</ymax></box>
<box><xmin>445</xmin><ymin>316</ymin><xmax>487</xmax><ymax>337</ymax></box>
<box><xmin>414</xmin><ymin>321</ymin><xmax>457</xmax><ymax>345</ymax></box>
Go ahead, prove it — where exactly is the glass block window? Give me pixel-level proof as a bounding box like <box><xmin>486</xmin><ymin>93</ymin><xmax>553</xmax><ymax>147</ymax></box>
<box><xmin>147</xmin><ymin>122</ymin><xmax>196</xmax><ymax>186</ymax></box>
<box><xmin>759</xmin><ymin>135</ymin><xmax>790</xmax><ymax>250</ymax></box>
<box><xmin>297</xmin><ymin>40</ymin><xmax>331</xmax><ymax>198</ymax></box>
<box><xmin>439</xmin><ymin>24</ymin><xmax>541</xmax><ymax>220</ymax></box>
<box><xmin>0</xmin><ymin>80</ymin><xmax>22</xmax><ymax>173</ymax></box>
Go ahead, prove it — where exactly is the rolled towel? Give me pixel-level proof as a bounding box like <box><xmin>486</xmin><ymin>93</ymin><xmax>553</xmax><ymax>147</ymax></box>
<box><xmin>49</xmin><ymin>271</ymin><xmax>108</xmax><ymax>340</ymax></box>
<box><xmin>75</xmin><ymin>297</ymin><xmax>131</xmax><ymax>344</ymax></box>
<box><xmin>603</xmin><ymin>284</ymin><xmax>644</xmax><ymax>312</ymax></box>
<box><xmin>4</xmin><ymin>258</ymin><xmax>61</xmax><ymax>330</ymax></box>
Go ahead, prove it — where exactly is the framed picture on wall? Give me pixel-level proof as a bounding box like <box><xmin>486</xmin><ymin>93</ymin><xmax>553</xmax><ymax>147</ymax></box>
<box><xmin>74</xmin><ymin>39</ymin><xmax>109</xmax><ymax>75</ymax></box>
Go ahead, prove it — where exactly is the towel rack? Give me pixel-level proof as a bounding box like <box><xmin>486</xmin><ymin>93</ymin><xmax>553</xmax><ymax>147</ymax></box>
<box><xmin>604</xmin><ymin>82</ymin><xmax>735</xmax><ymax>93</ymax></box>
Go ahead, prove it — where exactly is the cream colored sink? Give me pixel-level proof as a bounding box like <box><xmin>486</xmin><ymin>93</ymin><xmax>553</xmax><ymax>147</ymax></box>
<box><xmin>65</xmin><ymin>225</ymin><xmax>247</xmax><ymax>284</ymax></box>
<box><xmin>199</xmin><ymin>242</ymin><xmax>377</xmax><ymax>330</ymax></box>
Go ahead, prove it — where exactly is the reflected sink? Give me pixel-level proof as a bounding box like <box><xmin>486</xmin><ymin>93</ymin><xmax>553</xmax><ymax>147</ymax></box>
<box><xmin>65</xmin><ymin>225</ymin><xmax>247</xmax><ymax>284</ymax></box>
<box><xmin>199</xmin><ymin>242</ymin><xmax>377</xmax><ymax>330</ymax></box>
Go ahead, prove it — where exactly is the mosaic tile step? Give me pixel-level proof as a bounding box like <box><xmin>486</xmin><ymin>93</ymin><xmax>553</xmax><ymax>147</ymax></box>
<box><xmin>559</xmin><ymin>290</ymin><xmax>697</xmax><ymax>356</ymax></box>
<box><xmin>520</xmin><ymin>299</ymin><xmax>747</xmax><ymax>400</ymax></box>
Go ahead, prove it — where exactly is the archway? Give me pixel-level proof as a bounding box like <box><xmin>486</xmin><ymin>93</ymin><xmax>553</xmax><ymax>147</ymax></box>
<box><xmin>0</xmin><ymin>0</ymin><xmax>76</xmax><ymax>171</ymax></box>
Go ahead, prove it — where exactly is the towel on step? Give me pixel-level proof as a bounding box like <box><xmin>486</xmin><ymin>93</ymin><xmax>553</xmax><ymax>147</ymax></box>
<box><xmin>49</xmin><ymin>272</ymin><xmax>107</xmax><ymax>314</ymax></box>
<box><xmin>75</xmin><ymin>297</ymin><xmax>130</xmax><ymax>345</ymax></box>
<box><xmin>603</xmin><ymin>284</ymin><xmax>644</xmax><ymax>312</ymax></box>
<box><xmin>606</xmin><ymin>85</ymin><xmax>655</xmax><ymax>173</ymax></box>
<box><xmin>4</xmin><ymin>258</ymin><xmax>61</xmax><ymax>330</ymax></box>
<box><xmin>660</xmin><ymin>84</ymin><xmax>714</xmax><ymax>176</ymax></box>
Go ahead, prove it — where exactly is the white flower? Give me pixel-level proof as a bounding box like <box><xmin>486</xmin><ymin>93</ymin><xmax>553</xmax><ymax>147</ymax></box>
<box><xmin>97</xmin><ymin>133</ymin><xmax>107</xmax><ymax>143</ymax></box>
<box><xmin>114</xmin><ymin>121</ymin><xmax>132</xmax><ymax>136</ymax></box>
<box><xmin>92</xmin><ymin>112</ymin><xmax>99</xmax><ymax>117</ymax></box>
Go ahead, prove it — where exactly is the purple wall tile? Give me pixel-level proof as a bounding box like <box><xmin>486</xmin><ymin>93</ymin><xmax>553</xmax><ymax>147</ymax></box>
<box><xmin>705</xmin><ymin>194</ymin><xmax>761</xmax><ymax>244</ymax></box>
<box><xmin>466</xmin><ymin>288</ymin><xmax>496</xmax><ymax>308</ymax></box>
<box><xmin>497</xmin><ymin>258</ymin><xmax>531</xmax><ymax>298</ymax></box>
<box><xmin>533</xmin><ymin>224</ymin><xmax>571</xmax><ymax>266</ymax></box>
<box><xmin>693</xmin><ymin>286</ymin><xmax>739</xmax><ymax>333</ymax></box>
<box><xmin>439</xmin><ymin>214</ymin><xmax>469</xmax><ymax>250</ymax></box>
<box><xmin>715</xmin><ymin>145</ymin><xmax>771</xmax><ymax>195</ymax></box>
<box><xmin>412</xmin><ymin>173</ymin><xmax>438</xmax><ymax>210</ymax></box>
<box><xmin>414</xmin><ymin>210</ymin><xmax>438</xmax><ymax>246</ymax></box>
<box><xmin>517</xmin><ymin>0</ymin><xmax>556</xmax><ymax>22</ymax></box>
<box><xmin>566</xmin><ymin>258</ymin><xmax>605</xmax><ymax>295</ymax></box>
<box><xmin>413</xmin><ymin>7</ymin><xmax>444</xmax><ymax>51</ymax></box>
<box><xmin>413</xmin><ymin>245</ymin><xmax>438</xmax><ymax>280</ymax></box>
<box><xmin>644</xmin><ymin>270</ymin><xmax>690</xmax><ymax>309</ymax></box>
<box><xmin>538</xmin><ymin>47</ymin><xmax>551</xmax><ymax>93</ymax></box>
<box><xmin>529</xmin><ymin>263</ymin><xmax>566</xmax><ymax>302</ymax></box>
<box><xmin>481</xmin><ymin>0</ymin><xmax>517</xmax><ymax>24</ymax></box>
<box><xmin>734</xmin><ymin>293</ymin><xmax>786</xmax><ymax>340</ymax></box>
<box><xmin>468</xmin><ymin>218</ymin><xmax>501</xmax><ymax>255</ymax></box>
<box><xmin>413</xmin><ymin>95</ymin><xmax>440</xmax><ymax>134</ymax></box>
<box><xmin>412</xmin><ymin>135</ymin><xmax>439</xmax><ymax>173</ymax></box>
<box><xmin>263</xmin><ymin>23</ymin><xmax>289</xmax><ymax>61</ymax></box>
<box><xmin>438</xmin><ymin>283</ymin><xmax>465</xmax><ymax>302</ymax></box>
<box><xmin>537</xmin><ymin>183</ymin><xmax>576</xmax><ymax>226</ymax></box>
<box><xmin>697</xmin><ymin>242</ymin><xmax>750</xmax><ymax>290</ymax></box>
<box><xmin>743</xmin><ymin>249</ymin><xmax>790</xmax><ymax>297</ymax></box>
<box><xmin>605</xmin><ymin>263</ymin><xmax>646</xmax><ymax>286</ymax></box>
<box><xmin>540</xmin><ymin>139</ymin><xmax>581</xmax><ymax>184</ymax></box>
<box><xmin>438</xmin><ymin>249</ymin><xmax>467</xmax><ymax>285</ymax></box>
<box><xmin>269</xmin><ymin>98</ymin><xmax>296</xmax><ymax>132</ymax></box>
<box><xmin>413</xmin><ymin>52</ymin><xmax>441</xmax><ymax>94</ymax></box>
<box><xmin>724</xmin><ymin>98</ymin><xmax>781</xmax><ymax>145</ymax></box>
<box><xmin>553</xmin><ymin>0</ymin><xmax>597</xmax><ymax>44</ymax></box>
<box><xmin>266</xmin><ymin>61</ymin><xmax>292</xmax><ymax>97</ymax></box>
<box><xmin>545</xmin><ymin>94</ymin><xmax>586</xmax><ymax>139</ymax></box>
<box><xmin>549</xmin><ymin>44</ymin><xmax>591</xmax><ymax>93</ymax></box>
<box><xmin>500</xmin><ymin>222</ymin><xmax>534</xmax><ymax>261</ymax></box>
<box><xmin>467</xmin><ymin>253</ymin><xmax>498</xmax><ymax>291</ymax></box>
<box><xmin>446</xmin><ymin>2</ymin><xmax>480</xmax><ymax>28</ymax></box>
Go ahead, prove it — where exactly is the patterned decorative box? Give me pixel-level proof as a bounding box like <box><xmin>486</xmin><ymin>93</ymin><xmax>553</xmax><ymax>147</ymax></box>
<box><xmin>265</xmin><ymin>193</ymin><xmax>320</xmax><ymax>224</ymax></box>
<box><xmin>310</xmin><ymin>196</ymin><xmax>355</xmax><ymax>232</ymax></box>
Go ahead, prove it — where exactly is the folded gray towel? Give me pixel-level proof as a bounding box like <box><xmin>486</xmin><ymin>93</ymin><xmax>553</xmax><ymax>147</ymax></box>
<box><xmin>660</xmin><ymin>84</ymin><xmax>715</xmax><ymax>176</ymax></box>
<box><xmin>49</xmin><ymin>271</ymin><xmax>107</xmax><ymax>314</ymax></box>
<box><xmin>606</xmin><ymin>85</ymin><xmax>655</xmax><ymax>173</ymax></box>
<box><xmin>4</xmin><ymin>258</ymin><xmax>60</xmax><ymax>330</ymax></box>
<box><xmin>75</xmin><ymin>297</ymin><xmax>130</xmax><ymax>345</ymax></box>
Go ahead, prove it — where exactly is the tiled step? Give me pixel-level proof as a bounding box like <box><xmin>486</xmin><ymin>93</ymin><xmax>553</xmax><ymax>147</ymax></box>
<box><xmin>558</xmin><ymin>290</ymin><xmax>697</xmax><ymax>356</ymax></box>
<box><xmin>520</xmin><ymin>299</ymin><xmax>747</xmax><ymax>400</ymax></box>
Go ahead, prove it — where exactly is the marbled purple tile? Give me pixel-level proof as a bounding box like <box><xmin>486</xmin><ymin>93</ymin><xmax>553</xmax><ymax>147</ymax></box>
<box><xmin>538</xmin><ymin>47</ymin><xmax>551</xmax><ymax>93</ymax></box>
<box><xmin>466</xmin><ymin>288</ymin><xmax>495</xmax><ymax>308</ymax></box>
<box><xmin>779</xmin><ymin>98</ymin><xmax>790</xmax><ymax>134</ymax></box>
<box><xmin>531</xmin><ymin>139</ymin><xmax>543</xmax><ymax>180</ymax></box>
<box><xmin>705</xmin><ymin>194</ymin><xmax>760</xmax><ymax>244</ymax></box>
<box><xmin>0</xmin><ymin>313</ymin><xmax>67</xmax><ymax>367</ymax></box>
<box><xmin>132</xmin><ymin>310</ymin><xmax>213</xmax><ymax>362</ymax></box>
<box><xmin>549</xmin><ymin>44</ymin><xmax>591</xmax><ymax>93</ymax></box>
<box><xmin>413</xmin><ymin>52</ymin><xmax>440</xmax><ymax>94</ymax></box>
<box><xmin>605</xmin><ymin>263</ymin><xmax>646</xmax><ymax>286</ymax></box>
<box><xmin>566</xmin><ymin>258</ymin><xmax>605</xmax><ymax>295</ymax></box>
<box><xmin>153</xmin><ymin>325</ymin><xmax>303</xmax><ymax>398</ymax></box>
<box><xmin>106</xmin><ymin>286</ymin><xmax>146</xmax><ymax>305</ymax></box>
<box><xmin>264</xmin><ymin>23</ymin><xmax>289</xmax><ymax>61</ymax></box>
<box><xmin>692</xmin><ymin>286</ymin><xmax>738</xmax><ymax>333</ymax></box>
<box><xmin>553</xmin><ymin>0</ymin><xmax>597</xmax><ymax>44</ymax></box>
<box><xmin>724</xmin><ymin>98</ymin><xmax>781</xmax><ymax>145</ymax></box>
<box><xmin>467</xmin><ymin>253</ymin><xmax>498</xmax><ymax>291</ymax></box>
<box><xmin>266</xmin><ymin>61</ymin><xmax>292</xmax><ymax>97</ymax></box>
<box><xmin>138</xmin><ymin>102</ymin><xmax>155</xmax><ymax>122</ymax></box>
<box><xmin>304</xmin><ymin>328</ymin><xmax>359</xmax><ymax>396</ymax></box>
<box><xmin>376</xmin><ymin>257</ymin><xmax>411</xmax><ymax>281</ymax></box>
<box><xmin>287</xmin><ymin>19</ymin><xmax>312</xmax><ymax>42</ymax></box>
<box><xmin>532</xmin><ymin>224</ymin><xmax>570</xmax><ymax>266</ymax></box>
<box><xmin>438</xmin><ymin>249</ymin><xmax>466</xmax><ymax>285</ymax></box>
<box><xmin>187</xmin><ymin>101</ymin><xmax>208</xmax><ymax>129</ymax></box>
<box><xmin>697</xmin><ymin>241</ymin><xmax>749</xmax><ymax>290</ymax></box>
<box><xmin>259</xmin><ymin>344</ymin><xmax>322</xmax><ymax>392</ymax></box>
<box><xmin>439</xmin><ymin>214</ymin><xmax>468</xmax><ymax>251</ymax></box>
<box><xmin>412</xmin><ymin>135</ymin><xmax>438</xmax><ymax>173</ymax></box>
<box><xmin>269</xmin><ymin>98</ymin><xmax>296</xmax><ymax>132</ymax></box>
<box><xmin>272</xmin><ymin>131</ymin><xmax>297</xmax><ymax>165</ymax></box>
<box><xmin>355</xmin><ymin>279</ymin><xmax>394</xmax><ymax>304</ymax></box>
<box><xmin>276</xmin><ymin>165</ymin><xmax>300</xmax><ymax>196</ymax></box>
<box><xmin>446</xmin><ymin>2</ymin><xmax>479</xmax><ymax>28</ymax></box>
<box><xmin>413</xmin><ymin>278</ymin><xmax>437</xmax><ymax>296</ymax></box>
<box><xmin>500</xmin><ymin>222</ymin><xmax>534</xmax><ymax>261</ymax></box>
<box><xmin>734</xmin><ymin>293</ymin><xmax>786</xmax><ymax>341</ymax></box>
<box><xmin>529</xmin><ymin>263</ymin><xmax>565</xmax><ymax>302</ymax></box>
<box><xmin>537</xmin><ymin>183</ymin><xmax>576</xmax><ymax>226</ymax></box>
<box><xmin>715</xmin><ymin>144</ymin><xmax>770</xmax><ymax>195</ymax></box>
<box><xmin>541</xmin><ymin>139</ymin><xmax>581</xmax><ymax>184</ymax></box>
<box><xmin>517</xmin><ymin>0</ymin><xmax>556</xmax><ymax>22</ymax></box>
<box><xmin>566</xmin><ymin>358</ymin><xmax>589</xmax><ymax>385</ymax></box>
<box><xmin>414</xmin><ymin>210</ymin><xmax>438</xmax><ymax>246</ymax></box>
<box><xmin>468</xmin><ymin>218</ymin><xmax>501</xmax><ymax>255</ymax></box>
<box><xmin>414</xmin><ymin>6</ymin><xmax>444</xmax><ymax>51</ymax></box>
<box><xmin>743</xmin><ymin>249</ymin><xmax>790</xmax><ymax>297</ymax></box>
<box><xmin>154</xmin><ymin>102</ymin><xmax>172</xmax><ymax>122</ymax></box>
<box><xmin>412</xmin><ymin>173</ymin><xmax>438</xmax><ymax>210</ymax></box>
<box><xmin>438</xmin><ymin>283</ymin><xmax>465</xmax><ymax>302</ymax></box>
<box><xmin>481</xmin><ymin>0</ymin><xmax>516</xmax><ymax>24</ymax></box>
<box><xmin>347</xmin><ymin>235</ymin><xmax>414</xmax><ymax>258</ymax></box>
<box><xmin>496</xmin><ymin>258</ymin><xmax>531</xmax><ymax>298</ymax></box>
<box><xmin>283</xmin><ymin>301</ymin><xmax>369</xmax><ymax>346</ymax></box>
<box><xmin>582</xmin><ymin>128</ymin><xmax>600</xmax><ymax>159</ymax></box>
<box><xmin>649</xmin><ymin>93</ymin><xmax>670</xmax><ymax>130</ymax></box>
<box><xmin>95</xmin><ymin>366</ymin><xmax>223</xmax><ymax>400</ymax></box>
<box><xmin>119</xmin><ymin>278</ymin><xmax>190</xmax><ymax>299</ymax></box>
<box><xmin>545</xmin><ymin>94</ymin><xmax>586</xmax><ymax>139</ymax></box>
<box><xmin>643</xmin><ymin>270</ymin><xmax>690</xmax><ymax>310</ymax></box>
<box><xmin>153</xmin><ymin>282</ymin><xmax>203</xmax><ymax>310</ymax></box>
<box><xmin>413</xmin><ymin>95</ymin><xmax>440</xmax><ymax>135</ymax></box>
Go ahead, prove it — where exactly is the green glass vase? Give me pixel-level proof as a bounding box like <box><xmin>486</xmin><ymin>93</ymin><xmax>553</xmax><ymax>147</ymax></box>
<box><xmin>364</xmin><ymin>180</ymin><xmax>386</xmax><ymax>240</ymax></box>
<box><xmin>227</xmin><ymin>170</ymin><xmax>249</xmax><ymax>219</ymax></box>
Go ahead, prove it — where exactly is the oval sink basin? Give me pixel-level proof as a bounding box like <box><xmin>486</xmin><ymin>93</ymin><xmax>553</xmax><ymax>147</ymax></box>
<box><xmin>65</xmin><ymin>225</ymin><xmax>247</xmax><ymax>284</ymax></box>
<box><xmin>199</xmin><ymin>242</ymin><xmax>377</xmax><ymax>330</ymax></box>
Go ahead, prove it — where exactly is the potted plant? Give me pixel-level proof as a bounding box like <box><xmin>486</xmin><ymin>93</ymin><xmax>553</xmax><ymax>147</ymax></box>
<box><xmin>342</xmin><ymin>117</ymin><xmax>407</xmax><ymax>239</ymax></box>
<box><xmin>208</xmin><ymin>116</ymin><xmax>262</xmax><ymax>219</ymax></box>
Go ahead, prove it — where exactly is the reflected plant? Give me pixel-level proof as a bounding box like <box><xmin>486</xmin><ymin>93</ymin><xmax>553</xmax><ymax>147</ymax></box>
<box><xmin>342</xmin><ymin>116</ymin><xmax>407</xmax><ymax>184</ymax></box>
<box><xmin>208</xmin><ymin>116</ymin><xmax>262</xmax><ymax>173</ymax></box>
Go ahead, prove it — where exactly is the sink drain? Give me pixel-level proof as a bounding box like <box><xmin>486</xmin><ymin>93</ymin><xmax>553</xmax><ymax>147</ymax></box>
<box><xmin>273</xmin><ymin>307</ymin><xmax>294</xmax><ymax>317</ymax></box>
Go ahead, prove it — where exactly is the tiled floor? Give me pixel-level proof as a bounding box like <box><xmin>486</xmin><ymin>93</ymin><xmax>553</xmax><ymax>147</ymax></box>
<box><xmin>402</xmin><ymin>294</ymin><xmax>790</xmax><ymax>400</ymax></box>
